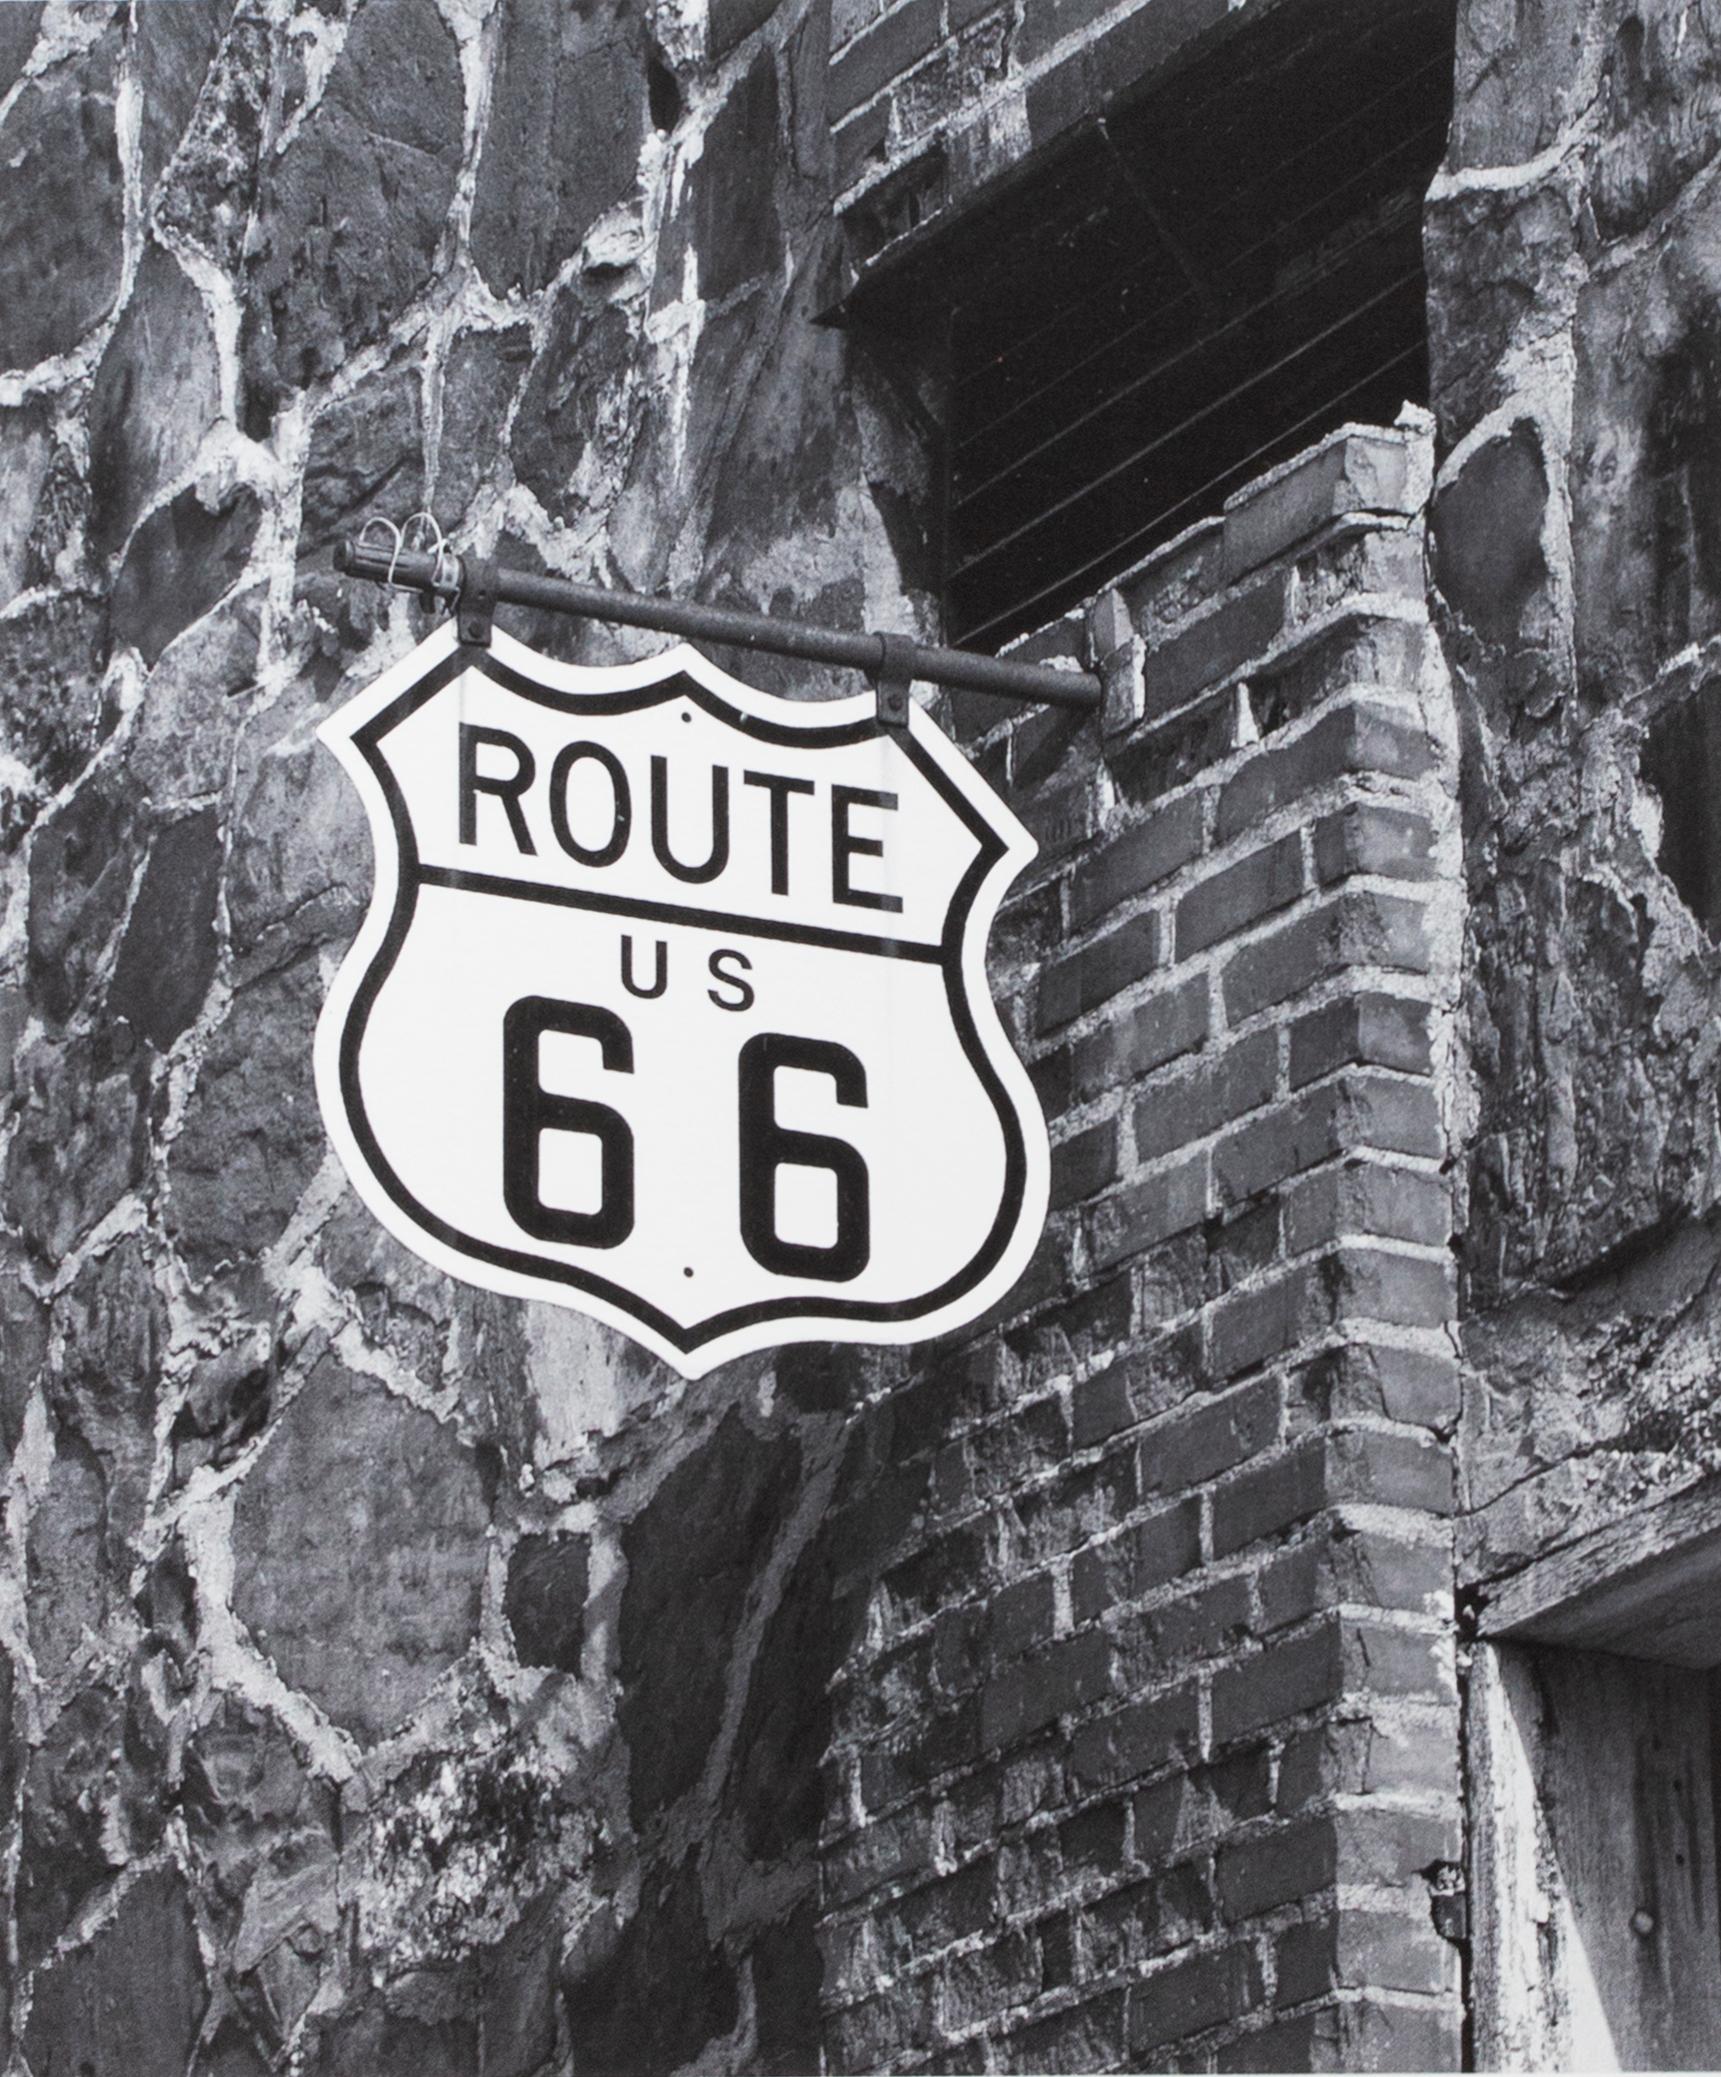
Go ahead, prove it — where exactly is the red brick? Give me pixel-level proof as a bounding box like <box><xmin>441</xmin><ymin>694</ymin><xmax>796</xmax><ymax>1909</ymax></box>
<box><xmin>1289</xmin><ymin>992</ymin><xmax>1433</xmax><ymax>1086</ymax></box>
<box><xmin>1329</xmin><ymin>1426</ymin><xmax>1454</xmax><ymax>1515</ymax></box>
<box><xmin>1216</xmin><ymin>1813</ymin><xmax>1338</xmax><ymax>1918</ymax></box>
<box><xmin>1059</xmin><ymin>1794</ymin><xmax>1129</xmax><ymax>1879</ymax></box>
<box><xmin>1213</xmin><ymin>1073</ymin><xmax>1444</xmax><ymax>1206</ymax></box>
<box><xmin>826</xmin><ymin>1979</ymin><xmax>935</xmax><ymax>2067</ymax></box>
<box><xmin>1072</xmin><ymin>973</ymin><xmax>1209</xmax><ymax>1097</ymax></box>
<box><xmin>1215</xmin><ymin>700</ymin><xmax>1438</xmax><ymax>844</ymax></box>
<box><xmin>1207</xmin><ymin>1260</ymin><xmax>1332</xmax><ymax>1381</ymax></box>
<box><xmin>1071</xmin><ymin>1366</ymin><xmax>1134</xmax><ymax>1449</ymax></box>
<box><xmin>1313</xmin><ymin>802</ymin><xmax>1437</xmax><ymax>886</ymax></box>
<box><xmin>1129</xmin><ymin>1942</ymin><xmax>1266</xmax><ymax>2054</ymax></box>
<box><xmin>882</xmin><ymin>1521</ymin><xmax>988</xmax><ymax>1629</ymax></box>
<box><xmin>832</xmin><ymin>98</ymin><xmax>889</xmax><ymax>189</ymax></box>
<box><xmin>1084</xmin><ymin>1864</ymin><xmax>1215</xmax><ymax>1974</ymax></box>
<box><xmin>992</xmin><ymin>1992</ymin><xmax>1127</xmax><ymax>2074</ymax></box>
<box><xmin>980</xmin><ymin>1627</ymin><xmax>1112</xmax><ymax>1750</ymax></box>
<box><xmin>1284</xmin><ymin>1161</ymin><xmax>1451</xmax><ymax>1251</ymax></box>
<box><xmin>1070</xmin><ymin>1498</ymin><xmax>1201</xmax><ymax>1621</ymax></box>
<box><xmin>1275</xmin><ymin>1910</ymin><xmax>1454</xmax><ymax>2002</ymax></box>
<box><xmin>1085</xmin><ymin>1152</ymin><xmax>1207</xmax><ymax>1268</ymax></box>
<box><xmin>1258</xmin><ymin>1524</ymin><xmax>1451</xmax><ymax>1630</ymax></box>
<box><xmin>1135</xmin><ymin>1028</ymin><xmax>1280</xmax><ymax>1161</ymax></box>
<box><xmin>1140</xmin><ymin>1376</ymin><xmax>1281</xmax><ymax>1494</ymax></box>
<box><xmin>1221</xmin><ymin>427</ymin><xmax>1420</xmax><ymax>581</ymax></box>
<box><xmin>1220</xmin><ymin>892</ymin><xmax>1429</xmax><ymax>1023</ymax></box>
<box><xmin>1216</xmin><ymin>2009</ymin><xmax>1324</xmax><ymax>2071</ymax></box>
<box><xmin>1068</xmin><ymin>1682</ymin><xmax>1200</xmax><ymax>1789</ymax></box>
<box><xmin>1145</xmin><ymin>571</ymin><xmax>1292</xmax><ymax>718</ymax></box>
<box><xmin>1072</xmin><ymin>792</ymin><xmax>1205</xmax><ymax>929</ymax></box>
<box><xmin>1050</xmin><ymin>1117</ymin><xmax>1119</xmax><ymax>1209</ymax></box>
<box><xmin>858</xmin><ymin>1696</ymin><xmax>981</xmax><ymax>1808</ymax></box>
<box><xmin>1133</xmin><ymin>1749</ymin><xmax>1274</xmax><ymax>1861</ymax></box>
<box><xmin>1175</xmin><ymin>834</ymin><xmax>1306</xmax><ymax>959</ymax></box>
<box><xmin>877</xmin><ymin>1855</ymin><xmax>996</xmax><ymax>1965</ymax></box>
<box><xmin>1112</xmin><ymin>1571</ymin><xmax>1253</xmax><ymax>1680</ymax></box>
<box><xmin>1039</xmin><ymin>910</ymin><xmax>1161</xmax><ymax>1031</ymax></box>
<box><xmin>1210</xmin><ymin>1441</ymin><xmax>1325</xmax><ymax>1556</ymax></box>
<box><xmin>825</xmin><ymin>1800</ymin><xmax>939</xmax><ymax>1906</ymax></box>
<box><xmin>1328</xmin><ymin>1244</ymin><xmax>1455</xmax><ymax>1331</ymax></box>
<box><xmin>1331</xmin><ymin>1997</ymin><xmax>1463</xmax><ymax>2072</ymax></box>
<box><xmin>829</xmin><ymin>0</ymin><xmax>940</xmax><ymax>114</ymax></box>
<box><xmin>937</xmin><ymin>1928</ymin><xmax>1039</xmax><ymax>2034</ymax></box>
<box><xmin>1006</xmin><ymin>1443</ymin><xmax>1137</xmax><ymax>1564</ymax></box>
<box><xmin>1293</xmin><ymin>1342</ymin><xmax>1459</xmax><ymax>1432</ymax></box>
<box><xmin>1111</xmin><ymin>686</ymin><xmax>1242</xmax><ymax>806</ymax></box>
<box><xmin>1210</xmin><ymin>1623</ymin><xmax>1343</xmax><ymax>1746</ymax></box>
<box><xmin>987</xmin><ymin>1570</ymin><xmax>1058</xmax><ymax>1662</ymax></box>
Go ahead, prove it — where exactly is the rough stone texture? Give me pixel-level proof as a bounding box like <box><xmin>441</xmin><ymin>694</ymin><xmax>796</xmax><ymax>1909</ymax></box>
<box><xmin>239</xmin><ymin>0</ymin><xmax>463</xmax><ymax>413</ymax></box>
<box><xmin>22</xmin><ymin>1867</ymin><xmax>205</xmax><ymax>2075</ymax></box>
<box><xmin>503</xmin><ymin>1533</ymin><xmax>589</xmax><ymax>1673</ymax></box>
<box><xmin>87</xmin><ymin>244</ymin><xmax>223</xmax><ymax>565</ymax></box>
<box><xmin>230</xmin><ymin>1362</ymin><xmax>493</xmax><ymax>1738</ymax></box>
<box><xmin>1423</xmin><ymin>0</ymin><xmax>1721</xmax><ymax>1600</ymax></box>
<box><xmin>470</xmin><ymin>0</ymin><xmax>650</xmax><ymax>298</ymax></box>
<box><xmin>0</xmin><ymin>23</ymin><xmax>125</xmax><ymax>368</ymax></box>
<box><xmin>299</xmin><ymin>369</ymin><xmax>426</xmax><ymax>559</ymax></box>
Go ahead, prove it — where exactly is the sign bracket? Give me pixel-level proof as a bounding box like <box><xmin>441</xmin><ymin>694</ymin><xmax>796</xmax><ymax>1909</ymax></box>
<box><xmin>871</xmin><ymin>632</ymin><xmax>916</xmax><ymax>731</ymax></box>
<box><xmin>457</xmin><ymin>556</ymin><xmax>498</xmax><ymax>650</ymax></box>
<box><xmin>336</xmin><ymin>528</ymin><xmax>1103</xmax><ymax>717</ymax></box>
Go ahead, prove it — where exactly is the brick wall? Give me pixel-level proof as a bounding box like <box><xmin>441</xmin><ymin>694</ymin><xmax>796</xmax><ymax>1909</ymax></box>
<box><xmin>829</xmin><ymin>0</ymin><xmax>1240</xmax><ymax>231</ymax></box>
<box><xmin>818</xmin><ymin>422</ymin><xmax>1466</xmax><ymax>2070</ymax></box>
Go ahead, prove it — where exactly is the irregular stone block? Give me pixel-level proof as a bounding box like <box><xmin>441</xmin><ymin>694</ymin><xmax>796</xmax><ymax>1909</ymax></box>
<box><xmin>26</xmin><ymin>1431</ymin><xmax>112</xmax><ymax>1699</ymax></box>
<box><xmin>0</xmin><ymin>24</ymin><xmax>125</xmax><ymax>368</ymax></box>
<box><xmin>0</xmin><ymin>396</ymin><xmax>55</xmax><ymax>605</ymax></box>
<box><xmin>470</xmin><ymin>0</ymin><xmax>647</xmax><ymax>298</ymax></box>
<box><xmin>231</xmin><ymin>1361</ymin><xmax>491</xmax><ymax>1739</ymax></box>
<box><xmin>562</xmin><ymin>1853</ymin><xmax>738</xmax><ymax>2074</ymax></box>
<box><xmin>503</xmin><ymin>1532</ymin><xmax>589</xmax><ymax>1673</ymax></box>
<box><xmin>135</xmin><ymin>0</ymin><xmax>231</xmax><ymax>192</ymax></box>
<box><xmin>17</xmin><ymin>1679</ymin><xmax>164</xmax><ymax>1965</ymax></box>
<box><xmin>510</xmin><ymin>292</ymin><xmax>637</xmax><ymax>526</ymax></box>
<box><xmin>27</xmin><ymin>772</ymin><xmax>139</xmax><ymax>1025</ymax></box>
<box><xmin>23</xmin><ymin>1866</ymin><xmax>206</xmax><ymax>2076</ymax></box>
<box><xmin>87</xmin><ymin>245</ymin><xmax>223</xmax><ymax>565</ymax></box>
<box><xmin>436</xmin><ymin>325</ymin><xmax>533</xmax><ymax>521</ymax></box>
<box><xmin>240</xmin><ymin>0</ymin><xmax>462</xmax><ymax>411</ymax></box>
<box><xmin>619</xmin><ymin>1412</ymin><xmax>800</xmax><ymax>1822</ymax></box>
<box><xmin>299</xmin><ymin>367</ymin><xmax>424</xmax><ymax>559</ymax></box>
<box><xmin>3</xmin><ymin>1029</ymin><xmax>149</xmax><ymax>1266</ymax></box>
<box><xmin>50</xmin><ymin>1234</ymin><xmax>165</xmax><ymax>1554</ymax></box>
<box><xmin>110</xmin><ymin>482</ymin><xmax>261</xmax><ymax>667</ymax></box>
<box><xmin>0</xmin><ymin>592</ymin><xmax>109</xmax><ymax>853</ymax></box>
<box><xmin>108</xmin><ymin>809</ymin><xmax>223</xmax><ymax>1050</ymax></box>
<box><xmin>166</xmin><ymin>952</ymin><xmax>325</xmax><ymax>1276</ymax></box>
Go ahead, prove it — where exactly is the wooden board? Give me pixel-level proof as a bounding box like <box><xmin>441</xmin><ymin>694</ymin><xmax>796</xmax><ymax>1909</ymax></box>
<box><xmin>1470</xmin><ymin>1642</ymin><xmax>1721</xmax><ymax>2070</ymax></box>
<box><xmin>1479</xmin><ymin>1479</ymin><xmax>1721</xmax><ymax>1667</ymax></box>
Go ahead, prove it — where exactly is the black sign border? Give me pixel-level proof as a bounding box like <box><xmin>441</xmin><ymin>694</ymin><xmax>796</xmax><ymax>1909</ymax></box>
<box><xmin>337</xmin><ymin>643</ymin><xmax>1034</xmax><ymax>1358</ymax></box>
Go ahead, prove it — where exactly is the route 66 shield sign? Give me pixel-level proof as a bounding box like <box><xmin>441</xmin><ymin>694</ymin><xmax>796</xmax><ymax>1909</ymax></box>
<box><xmin>315</xmin><ymin>621</ymin><xmax>1049</xmax><ymax>1378</ymax></box>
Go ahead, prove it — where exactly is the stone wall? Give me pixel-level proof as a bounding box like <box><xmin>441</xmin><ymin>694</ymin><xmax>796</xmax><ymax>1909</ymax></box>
<box><xmin>1427</xmin><ymin>0</ymin><xmax>1721</xmax><ymax>1607</ymax></box>
<box><xmin>0</xmin><ymin>0</ymin><xmax>912</xmax><ymax>2066</ymax></box>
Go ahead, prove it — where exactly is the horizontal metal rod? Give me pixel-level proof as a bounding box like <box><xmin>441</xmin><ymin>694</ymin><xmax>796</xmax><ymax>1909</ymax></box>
<box><xmin>334</xmin><ymin>537</ymin><xmax>1103</xmax><ymax>714</ymax></box>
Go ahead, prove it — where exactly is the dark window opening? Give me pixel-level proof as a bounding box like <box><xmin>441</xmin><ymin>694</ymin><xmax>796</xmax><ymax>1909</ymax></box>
<box><xmin>845</xmin><ymin>0</ymin><xmax>1456</xmax><ymax>651</ymax></box>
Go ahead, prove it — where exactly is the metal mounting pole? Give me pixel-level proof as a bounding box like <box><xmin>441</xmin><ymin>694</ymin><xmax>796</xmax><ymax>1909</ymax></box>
<box><xmin>334</xmin><ymin>536</ymin><xmax>1104</xmax><ymax>715</ymax></box>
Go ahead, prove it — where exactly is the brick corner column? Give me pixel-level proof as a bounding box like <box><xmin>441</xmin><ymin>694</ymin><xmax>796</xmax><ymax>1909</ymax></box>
<box><xmin>819</xmin><ymin>420</ymin><xmax>1464</xmax><ymax>2074</ymax></box>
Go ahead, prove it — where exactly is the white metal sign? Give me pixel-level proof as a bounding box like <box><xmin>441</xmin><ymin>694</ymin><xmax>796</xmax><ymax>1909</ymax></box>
<box><xmin>315</xmin><ymin>622</ymin><xmax>1048</xmax><ymax>1378</ymax></box>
